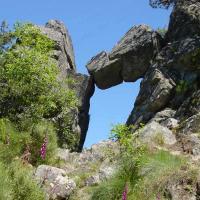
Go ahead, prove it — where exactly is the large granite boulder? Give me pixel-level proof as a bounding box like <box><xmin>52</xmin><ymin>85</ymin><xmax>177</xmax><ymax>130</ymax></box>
<box><xmin>86</xmin><ymin>25</ymin><xmax>164</xmax><ymax>89</ymax></box>
<box><xmin>138</xmin><ymin>121</ymin><xmax>177</xmax><ymax>145</ymax></box>
<box><xmin>35</xmin><ymin>165</ymin><xmax>76</xmax><ymax>200</ymax></box>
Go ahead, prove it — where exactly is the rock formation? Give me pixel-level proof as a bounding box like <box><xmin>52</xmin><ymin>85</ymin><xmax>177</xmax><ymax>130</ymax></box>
<box><xmin>34</xmin><ymin>1</ymin><xmax>200</xmax><ymax>199</ymax></box>
<box><xmin>39</xmin><ymin>0</ymin><xmax>200</xmax><ymax>153</ymax></box>
<box><xmin>40</xmin><ymin>20</ymin><xmax>94</xmax><ymax>151</ymax></box>
<box><xmin>86</xmin><ymin>25</ymin><xmax>163</xmax><ymax>89</ymax></box>
<box><xmin>87</xmin><ymin>0</ymin><xmax>200</xmax><ymax>135</ymax></box>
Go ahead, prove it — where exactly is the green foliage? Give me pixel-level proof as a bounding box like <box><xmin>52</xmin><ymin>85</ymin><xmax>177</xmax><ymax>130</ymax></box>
<box><xmin>0</xmin><ymin>22</ymin><xmax>58</xmax><ymax>123</ymax></box>
<box><xmin>0</xmin><ymin>118</ymin><xmax>57</xmax><ymax>166</ymax></box>
<box><xmin>0</xmin><ymin>118</ymin><xmax>30</xmax><ymax>164</ymax></box>
<box><xmin>0</xmin><ymin>21</ymin><xmax>13</xmax><ymax>53</ymax></box>
<box><xmin>9</xmin><ymin>161</ymin><xmax>45</xmax><ymax>200</ymax></box>
<box><xmin>91</xmin><ymin>177</ymin><xmax>125</xmax><ymax>200</ymax></box>
<box><xmin>176</xmin><ymin>80</ymin><xmax>189</xmax><ymax>94</ymax></box>
<box><xmin>110</xmin><ymin>124</ymin><xmax>135</xmax><ymax>151</ymax></box>
<box><xmin>0</xmin><ymin>21</ymin><xmax>79</xmax><ymax>199</ymax></box>
<box><xmin>110</xmin><ymin>124</ymin><xmax>147</xmax><ymax>185</ymax></box>
<box><xmin>129</xmin><ymin>150</ymin><xmax>186</xmax><ymax>200</ymax></box>
<box><xmin>0</xmin><ymin>162</ymin><xmax>13</xmax><ymax>200</ymax></box>
<box><xmin>28</xmin><ymin>121</ymin><xmax>58</xmax><ymax>165</ymax></box>
<box><xmin>0</xmin><ymin>22</ymin><xmax>78</xmax><ymax>149</ymax></box>
<box><xmin>0</xmin><ymin>161</ymin><xmax>45</xmax><ymax>200</ymax></box>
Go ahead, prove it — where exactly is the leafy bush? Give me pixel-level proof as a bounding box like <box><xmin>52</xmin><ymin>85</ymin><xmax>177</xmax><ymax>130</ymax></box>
<box><xmin>0</xmin><ymin>118</ymin><xmax>57</xmax><ymax>165</ymax></box>
<box><xmin>0</xmin><ymin>162</ymin><xmax>13</xmax><ymax>200</ymax></box>
<box><xmin>0</xmin><ymin>22</ymin><xmax>78</xmax><ymax>149</ymax></box>
<box><xmin>0</xmin><ymin>23</ymin><xmax>59</xmax><ymax>123</ymax></box>
<box><xmin>110</xmin><ymin>124</ymin><xmax>147</xmax><ymax>184</ymax></box>
<box><xmin>0</xmin><ymin>21</ymin><xmax>79</xmax><ymax>199</ymax></box>
<box><xmin>0</xmin><ymin>161</ymin><xmax>45</xmax><ymax>200</ymax></box>
<box><xmin>92</xmin><ymin>148</ymin><xmax>187</xmax><ymax>200</ymax></box>
<box><xmin>91</xmin><ymin>177</ymin><xmax>125</xmax><ymax>200</ymax></box>
<box><xmin>9</xmin><ymin>161</ymin><xmax>45</xmax><ymax>200</ymax></box>
<box><xmin>176</xmin><ymin>80</ymin><xmax>189</xmax><ymax>94</ymax></box>
<box><xmin>0</xmin><ymin>118</ymin><xmax>30</xmax><ymax>164</ymax></box>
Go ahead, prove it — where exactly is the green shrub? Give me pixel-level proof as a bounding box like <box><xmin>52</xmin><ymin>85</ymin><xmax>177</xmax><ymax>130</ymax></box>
<box><xmin>110</xmin><ymin>124</ymin><xmax>147</xmax><ymax>184</ymax></box>
<box><xmin>0</xmin><ymin>21</ymin><xmax>79</xmax><ymax>199</ymax></box>
<box><xmin>0</xmin><ymin>162</ymin><xmax>13</xmax><ymax>200</ymax></box>
<box><xmin>129</xmin><ymin>150</ymin><xmax>186</xmax><ymax>200</ymax></box>
<box><xmin>91</xmin><ymin>177</ymin><xmax>125</xmax><ymax>200</ymax></box>
<box><xmin>0</xmin><ymin>22</ymin><xmax>78</xmax><ymax>149</ymax></box>
<box><xmin>176</xmin><ymin>80</ymin><xmax>189</xmax><ymax>94</ymax></box>
<box><xmin>0</xmin><ymin>118</ymin><xmax>30</xmax><ymax>164</ymax></box>
<box><xmin>9</xmin><ymin>161</ymin><xmax>45</xmax><ymax>200</ymax></box>
<box><xmin>92</xmin><ymin>149</ymin><xmax>187</xmax><ymax>200</ymax></box>
<box><xmin>0</xmin><ymin>118</ymin><xmax>57</xmax><ymax>166</ymax></box>
<box><xmin>0</xmin><ymin>161</ymin><xmax>45</xmax><ymax>200</ymax></box>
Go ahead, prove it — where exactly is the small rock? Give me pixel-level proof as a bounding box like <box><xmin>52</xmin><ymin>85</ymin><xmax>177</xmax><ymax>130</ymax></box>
<box><xmin>85</xmin><ymin>175</ymin><xmax>100</xmax><ymax>186</ymax></box>
<box><xmin>35</xmin><ymin>165</ymin><xmax>76</xmax><ymax>200</ymax></box>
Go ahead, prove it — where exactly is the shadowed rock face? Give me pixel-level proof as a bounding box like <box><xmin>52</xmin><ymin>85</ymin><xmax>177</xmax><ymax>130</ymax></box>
<box><xmin>67</xmin><ymin>72</ymin><xmax>95</xmax><ymax>151</ymax></box>
<box><xmin>86</xmin><ymin>25</ymin><xmax>164</xmax><ymax>89</ymax></box>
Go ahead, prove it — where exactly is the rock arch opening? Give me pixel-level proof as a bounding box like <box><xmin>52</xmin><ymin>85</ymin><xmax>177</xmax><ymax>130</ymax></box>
<box><xmin>78</xmin><ymin>25</ymin><xmax>165</xmax><ymax>150</ymax></box>
<box><xmin>84</xmin><ymin>80</ymin><xmax>142</xmax><ymax>148</ymax></box>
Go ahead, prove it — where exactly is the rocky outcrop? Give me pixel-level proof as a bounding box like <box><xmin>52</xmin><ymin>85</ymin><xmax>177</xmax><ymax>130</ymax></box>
<box><xmin>32</xmin><ymin>1</ymin><xmax>200</xmax><ymax>199</ymax></box>
<box><xmin>39</xmin><ymin>20</ymin><xmax>76</xmax><ymax>75</ymax></box>
<box><xmin>127</xmin><ymin>67</ymin><xmax>176</xmax><ymax>125</ymax></box>
<box><xmin>38</xmin><ymin>0</ymin><xmax>200</xmax><ymax>151</ymax></box>
<box><xmin>86</xmin><ymin>0</ymin><xmax>200</xmax><ymax>134</ymax></box>
<box><xmin>40</xmin><ymin>20</ymin><xmax>94</xmax><ymax>151</ymax></box>
<box><xmin>86</xmin><ymin>25</ymin><xmax>163</xmax><ymax>89</ymax></box>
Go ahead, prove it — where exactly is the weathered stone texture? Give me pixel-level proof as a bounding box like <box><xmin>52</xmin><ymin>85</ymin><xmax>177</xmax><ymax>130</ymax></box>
<box><xmin>87</xmin><ymin>25</ymin><xmax>163</xmax><ymax>89</ymax></box>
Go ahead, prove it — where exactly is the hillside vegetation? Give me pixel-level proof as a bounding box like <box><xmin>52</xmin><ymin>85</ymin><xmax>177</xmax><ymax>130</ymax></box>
<box><xmin>0</xmin><ymin>21</ymin><xmax>78</xmax><ymax>198</ymax></box>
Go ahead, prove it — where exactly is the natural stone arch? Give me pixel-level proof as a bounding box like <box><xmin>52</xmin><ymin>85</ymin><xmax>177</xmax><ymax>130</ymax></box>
<box><xmin>41</xmin><ymin>0</ymin><xmax>200</xmax><ymax>151</ymax></box>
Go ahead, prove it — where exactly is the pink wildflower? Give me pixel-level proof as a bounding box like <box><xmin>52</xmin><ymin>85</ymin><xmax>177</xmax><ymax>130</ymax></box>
<box><xmin>122</xmin><ymin>183</ymin><xmax>128</xmax><ymax>200</ymax></box>
<box><xmin>157</xmin><ymin>194</ymin><xmax>161</xmax><ymax>200</ymax></box>
<box><xmin>40</xmin><ymin>134</ymin><xmax>48</xmax><ymax>159</ymax></box>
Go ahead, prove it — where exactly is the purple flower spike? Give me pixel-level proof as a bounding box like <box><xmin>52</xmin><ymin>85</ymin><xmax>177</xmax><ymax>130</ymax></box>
<box><xmin>157</xmin><ymin>194</ymin><xmax>161</xmax><ymax>200</ymax></box>
<box><xmin>122</xmin><ymin>183</ymin><xmax>128</xmax><ymax>200</ymax></box>
<box><xmin>40</xmin><ymin>134</ymin><xmax>48</xmax><ymax>160</ymax></box>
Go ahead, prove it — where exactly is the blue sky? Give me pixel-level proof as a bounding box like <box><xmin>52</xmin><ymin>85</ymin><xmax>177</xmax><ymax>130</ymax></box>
<box><xmin>0</xmin><ymin>0</ymin><xmax>171</xmax><ymax>147</ymax></box>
